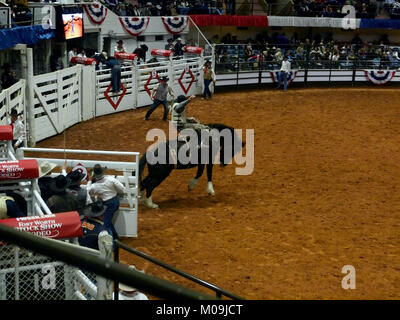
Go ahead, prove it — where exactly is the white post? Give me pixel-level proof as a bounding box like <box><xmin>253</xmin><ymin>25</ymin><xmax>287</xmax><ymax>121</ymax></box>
<box><xmin>133</xmin><ymin>58</ymin><xmax>138</xmax><ymax>110</ymax></box>
<box><xmin>82</xmin><ymin>64</ymin><xmax>96</xmax><ymax>121</ymax></box>
<box><xmin>26</xmin><ymin>48</ymin><xmax>35</xmax><ymax>147</ymax></box>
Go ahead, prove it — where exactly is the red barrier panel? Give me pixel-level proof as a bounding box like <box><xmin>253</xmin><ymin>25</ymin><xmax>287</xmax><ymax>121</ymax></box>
<box><xmin>151</xmin><ymin>49</ymin><xmax>173</xmax><ymax>57</ymax></box>
<box><xmin>0</xmin><ymin>125</ymin><xmax>13</xmax><ymax>141</ymax></box>
<box><xmin>0</xmin><ymin>159</ymin><xmax>39</xmax><ymax>180</ymax></box>
<box><xmin>184</xmin><ymin>46</ymin><xmax>203</xmax><ymax>55</ymax></box>
<box><xmin>0</xmin><ymin>211</ymin><xmax>83</xmax><ymax>239</ymax></box>
<box><xmin>70</xmin><ymin>57</ymin><xmax>97</xmax><ymax>65</ymax></box>
<box><xmin>114</xmin><ymin>52</ymin><xmax>138</xmax><ymax>60</ymax></box>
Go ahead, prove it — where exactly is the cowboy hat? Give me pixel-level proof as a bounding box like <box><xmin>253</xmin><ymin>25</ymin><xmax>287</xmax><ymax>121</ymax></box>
<box><xmin>81</xmin><ymin>201</ymin><xmax>107</xmax><ymax>218</ymax></box>
<box><xmin>119</xmin><ymin>265</ymin><xmax>145</xmax><ymax>291</ymax></box>
<box><xmin>176</xmin><ymin>95</ymin><xmax>186</xmax><ymax>103</ymax></box>
<box><xmin>10</xmin><ymin>109</ymin><xmax>18</xmax><ymax>117</ymax></box>
<box><xmin>161</xmin><ymin>76</ymin><xmax>169</xmax><ymax>82</ymax></box>
<box><xmin>66</xmin><ymin>170</ymin><xmax>85</xmax><ymax>186</ymax></box>
<box><xmin>117</xmin><ymin>40</ymin><xmax>124</xmax><ymax>44</ymax></box>
<box><xmin>38</xmin><ymin>161</ymin><xmax>58</xmax><ymax>178</ymax></box>
<box><xmin>91</xmin><ymin>164</ymin><xmax>107</xmax><ymax>179</ymax></box>
<box><xmin>49</xmin><ymin>175</ymin><xmax>71</xmax><ymax>194</ymax></box>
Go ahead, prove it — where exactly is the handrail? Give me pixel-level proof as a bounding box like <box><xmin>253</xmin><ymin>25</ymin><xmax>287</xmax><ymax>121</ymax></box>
<box><xmin>0</xmin><ymin>223</ymin><xmax>217</xmax><ymax>300</ymax></box>
<box><xmin>114</xmin><ymin>240</ymin><xmax>245</xmax><ymax>300</ymax></box>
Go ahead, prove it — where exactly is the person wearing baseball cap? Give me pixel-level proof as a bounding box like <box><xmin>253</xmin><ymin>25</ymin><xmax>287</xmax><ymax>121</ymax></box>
<box><xmin>144</xmin><ymin>75</ymin><xmax>175</xmax><ymax>121</ymax></box>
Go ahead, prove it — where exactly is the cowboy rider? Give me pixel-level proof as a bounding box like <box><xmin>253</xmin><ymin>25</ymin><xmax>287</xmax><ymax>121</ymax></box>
<box><xmin>170</xmin><ymin>95</ymin><xmax>210</xmax><ymax>132</ymax></box>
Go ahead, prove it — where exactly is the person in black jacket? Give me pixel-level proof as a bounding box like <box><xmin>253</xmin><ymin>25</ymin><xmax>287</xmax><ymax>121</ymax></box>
<box><xmin>1</xmin><ymin>63</ymin><xmax>18</xmax><ymax>90</ymax></box>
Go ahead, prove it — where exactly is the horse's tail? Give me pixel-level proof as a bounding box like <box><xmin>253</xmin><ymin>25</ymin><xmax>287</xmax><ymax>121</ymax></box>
<box><xmin>138</xmin><ymin>152</ymin><xmax>147</xmax><ymax>184</ymax></box>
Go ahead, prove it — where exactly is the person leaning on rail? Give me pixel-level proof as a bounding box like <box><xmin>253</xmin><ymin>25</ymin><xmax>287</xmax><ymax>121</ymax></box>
<box><xmin>86</xmin><ymin>164</ymin><xmax>126</xmax><ymax>239</ymax></box>
<box><xmin>10</xmin><ymin>108</ymin><xmax>26</xmax><ymax>150</ymax></box>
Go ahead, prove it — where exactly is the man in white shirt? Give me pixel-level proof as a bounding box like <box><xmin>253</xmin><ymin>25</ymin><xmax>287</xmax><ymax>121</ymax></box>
<box><xmin>87</xmin><ymin>164</ymin><xmax>126</xmax><ymax>238</ymax></box>
<box><xmin>68</xmin><ymin>47</ymin><xmax>78</xmax><ymax>67</ymax></box>
<box><xmin>77</xmin><ymin>49</ymin><xmax>87</xmax><ymax>59</ymax></box>
<box><xmin>10</xmin><ymin>109</ymin><xmax>25</xmax><ymax>150</ymax></box>
<box><xmin>114</xmin><ymin>40</ymin><xmax>126</xmax><ymax>54</ymax></box>
<box><xmin>277</xmin><ymin>56</ymin><xmax>291</xmax><ymax>92</ymax></box>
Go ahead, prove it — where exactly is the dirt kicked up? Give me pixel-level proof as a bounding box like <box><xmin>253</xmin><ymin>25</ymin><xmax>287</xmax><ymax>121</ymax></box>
<box><xmin>37</xmin><ymin>87</ymin><xmax>400</xmax><ymax>299</ymax></box>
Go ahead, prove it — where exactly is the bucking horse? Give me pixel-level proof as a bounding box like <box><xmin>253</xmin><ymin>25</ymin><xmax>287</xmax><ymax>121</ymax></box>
<box><xmin>138</xmin><ymin>123</ymin><xmax>245</xmax><ymax>208</ymax></box>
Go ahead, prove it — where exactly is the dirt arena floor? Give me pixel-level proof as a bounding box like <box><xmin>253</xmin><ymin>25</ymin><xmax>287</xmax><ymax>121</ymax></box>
<box><xmin>36</xmin><ymin>87</ymin><xmax>400</xmax><ymax>300</ymax></box>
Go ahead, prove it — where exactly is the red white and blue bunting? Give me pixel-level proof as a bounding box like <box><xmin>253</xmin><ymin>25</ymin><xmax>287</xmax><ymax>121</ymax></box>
<box><xmin>364</xmin><ymin>69</ymin><xmax>396</xmax><ymax>85</ymax></box>
<box><xmin>270</xmin><ymin>70</ymin><xmax>298</xmax><ymax>85</ymax></box>
<box><xmin>84</xmin><ymin>3</ymin><xmax>107</xmax><ymax>25</ymax></box>
<box><xmin>161</xmin><ymin>16</ymin><xmax>188</xmax><ymax>34</ymax></box>
<box><xmin>119</xmin><ymin>17</ymin><xmax>150</xmax><ymax>36</ymax></box>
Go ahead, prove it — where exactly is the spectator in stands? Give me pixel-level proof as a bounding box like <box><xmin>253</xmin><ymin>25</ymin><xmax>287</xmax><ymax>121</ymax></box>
<box><xmin>77</xmin><ymin>49</ymin><xmax>87</xmax><ymax>59</ymax></box>
<box><xmin>115</xmin><ymin>40</ymin><xmax>126</xmax><ymax>54</ymax></box>
<box><xmin>115</xmin><ymin>266</ymin><xmax>149</xmax><ymax>300</ymax></box>
<box><xmin>174</xmin><ymin>37</ymin><xmax>185</xmax><ymax>56</ymax></box>
<box><xmin>10</xmin><ymin>109</ymin><xmax>25</xmax><ymax>150</ymax></box>
<box><xmin>105</xmin><ymin>0</ymin><xmax>118</xmax><ymax>12</ymax></box>
<box><xmin>87</xmin><ymin>164</ymin><xmax>126</xmax><ymax>239</ymax></box>
<box><xmin>167</xmin><ymin>2</ymin><xmax>179</xmax><ymax>15</ymax></box>
<box><xmin>177</xmin><ymin>1</ymin><xmax>190</xmax><ymax>14</ymax></box>
<box><xmin>79</xmin><ymin>201</ymin><xmax>109</xmax><ymax>250</ymax></box>
<box><xmin>140</xmin><ymin>2</ymin><xmax>151</xmax><ymax>15</ymax></box>
<box><xmin>1</xmin><ymin>63</ymin><xmax>18</xmax><ymax>90</ymax></box>
<box><xmin>145</xmin><ymin>76</ymin><xmax>175</xmax><ymax>121</ymax></box>
<box><xmin>132</xmin><ymin>4</ymin><xmax>142</xmax><ymax>15</ymax></box>
<box><xmin>118</xmin><ymin>2</ymin><xmax>127</xmax><ymax>15</ymax></box>
<box><xmin>46</xmin><ymin>175</ymin><xmax>79</xmax><ymax>213</ymax></box>
<box><xmin>277</xmin><ymin>56</ymin><xmax>291</xmax><ymax>92</ymax></box>
<box><xmin>0</xmin><ymin>194</ymin><xmax>26</xmax><ymax>219</ymax></box>
<box><xmin>38</xmin><ymin>161</ymin><xmax>59</xmax><ymax>202</ymax></box>
<box><xmin>202</xmin><ymin>60</ymin><xmax>216</xmax><ymax>99</ymax></box>
<box><xmin>66</xmin><ymin>170</ymin><xmax>92</xmax><ymax>211</ymax></box>
<box><xmin>165</xmin><ymin>38</ymin><xmax>175</xmax><ymax>52</ymax></box>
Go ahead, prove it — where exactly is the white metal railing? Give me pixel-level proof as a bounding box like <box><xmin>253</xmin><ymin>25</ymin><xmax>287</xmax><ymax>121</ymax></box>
<box><xmin>17</xmin><ymin>147</ymin><xmax>140</xmax><ymax>237</ymax></box>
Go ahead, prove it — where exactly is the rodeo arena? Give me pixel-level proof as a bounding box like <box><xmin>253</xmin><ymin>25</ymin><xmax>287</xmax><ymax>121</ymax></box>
<box><xmin>0</xmin><ymin>0</ymin><xmax>398</xmax><ymax>309</ymax></box>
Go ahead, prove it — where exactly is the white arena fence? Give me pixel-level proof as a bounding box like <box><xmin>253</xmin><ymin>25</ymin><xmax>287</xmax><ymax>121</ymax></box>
<box><xmin>6</xmin><ymin>51</ymin><xmax>398</xmax><ymax>146</ymax></box>
<box><xmin>17</xmin><ymin>147</ymin><xmax>140</xmax><ymax>238</ymax></box>
<box><xmin>21</xmin><ymin>55</ymin><xmax>209</xmax><ymax>145</ymax></box>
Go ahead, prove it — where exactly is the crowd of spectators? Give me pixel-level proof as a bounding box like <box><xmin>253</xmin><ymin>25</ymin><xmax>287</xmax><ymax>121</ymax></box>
<box><xmin>99</xmin><ymin>0</ymin><xmax>235</xmax><ymax>16</ymax></box>
<box><xmin>214</xmin><ymin>31</ymin><xmax>400</xmax><ymax>71</ymax></box>
<box><xmin>292</xmin><ymin>0</ymin><xmax>400</xmax><ymax>19</ymax></box>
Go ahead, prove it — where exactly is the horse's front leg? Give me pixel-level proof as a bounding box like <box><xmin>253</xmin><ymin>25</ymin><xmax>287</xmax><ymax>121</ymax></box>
<box><xmin>188</xmin><ymin>164</ymin><xmax>205</xmax><ymax>191</ymax></box>
<box><xmin>206</xmin><ymin>163</ymin><xmax>215</xmax><ymax>196</ymax></box>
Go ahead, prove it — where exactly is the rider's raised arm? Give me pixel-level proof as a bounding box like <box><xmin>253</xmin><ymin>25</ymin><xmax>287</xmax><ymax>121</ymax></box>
<box><xmin>174</xmin><ymin>100</ymin><xmax>191</xmax><ymax>113</ymax></box>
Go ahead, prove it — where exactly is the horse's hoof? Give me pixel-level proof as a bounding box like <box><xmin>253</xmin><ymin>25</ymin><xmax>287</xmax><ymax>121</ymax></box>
<box><xmin>208</xmin><ymin>190</ymin><xmax>215</xmax><ymax>196</ymax></box>
<box><xmin>188</xmin><ymin>178</ymin><xmax>198</xmax><ymax>191</ymax></box>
